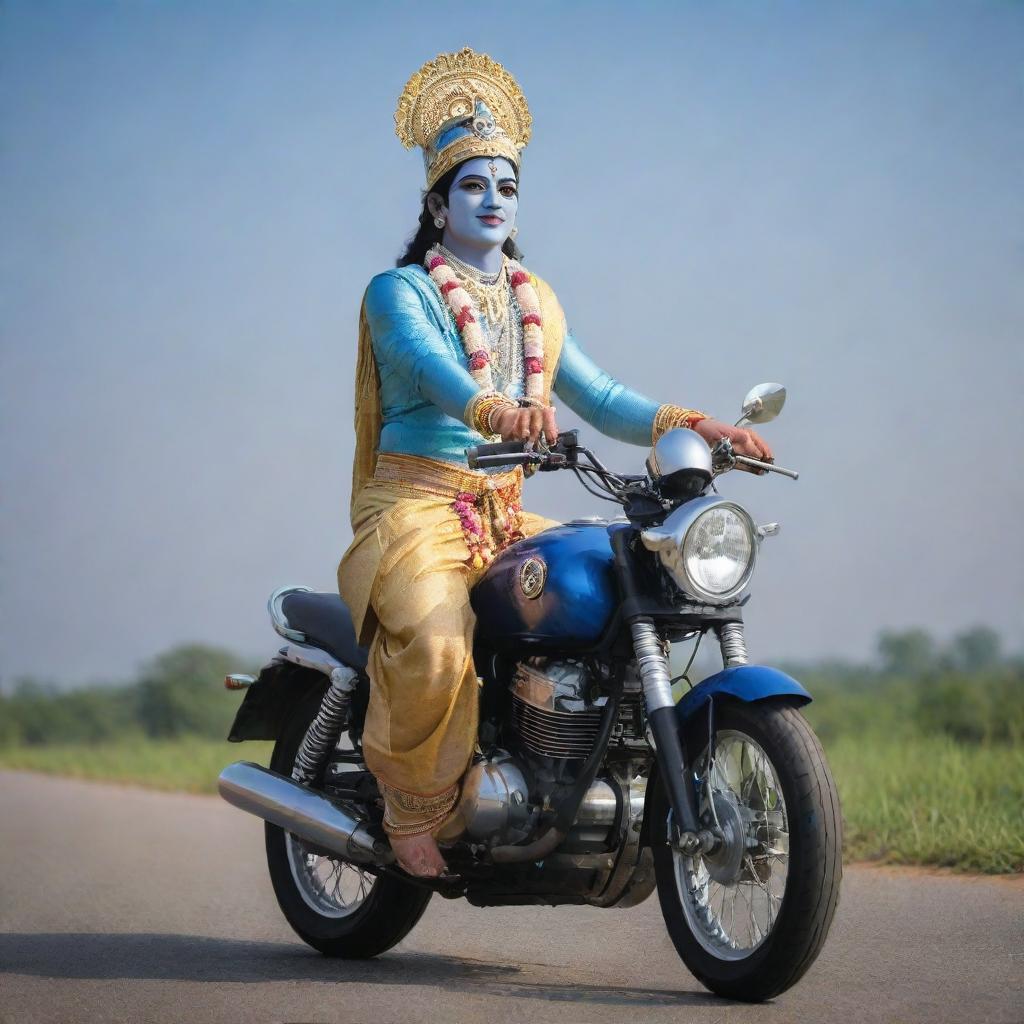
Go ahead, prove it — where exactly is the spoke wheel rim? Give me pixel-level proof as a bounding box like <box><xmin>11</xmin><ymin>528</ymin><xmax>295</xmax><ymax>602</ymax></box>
<box><xmin>671</xmin><ymin>728</ymin><xmax>790</xmax><ymax>960</ymax></box>
<box><xmin>285</xmin><ymin>831</ymin><xmax>376</xmax><ymax>918</ymax></box>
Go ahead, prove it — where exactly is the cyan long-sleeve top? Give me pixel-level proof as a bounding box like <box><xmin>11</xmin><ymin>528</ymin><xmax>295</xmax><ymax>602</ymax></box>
<box><xmin>364</xmin><ymin>265</ymin><xmax>663</xmax><ymax>470</ymax></box>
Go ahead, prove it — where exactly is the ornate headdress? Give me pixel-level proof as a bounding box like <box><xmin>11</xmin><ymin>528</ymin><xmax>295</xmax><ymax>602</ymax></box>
<box><xmin>394</xmin><ymin>47</ymin><xmax>532</xmax><ymax>189</ymax></box>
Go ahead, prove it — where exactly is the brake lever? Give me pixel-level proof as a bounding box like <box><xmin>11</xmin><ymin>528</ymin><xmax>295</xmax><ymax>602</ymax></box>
<box><xmin>535</xmin><ymin>430</ymin><xmax>579</xmax><ymax>471</ymax></box>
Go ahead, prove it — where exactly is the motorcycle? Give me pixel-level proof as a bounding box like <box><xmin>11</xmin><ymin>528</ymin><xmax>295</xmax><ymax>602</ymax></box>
<box><xmin>218</xmin><ymin>382</ymin><xmax>842</xmax><ymax>1002</ymax></box>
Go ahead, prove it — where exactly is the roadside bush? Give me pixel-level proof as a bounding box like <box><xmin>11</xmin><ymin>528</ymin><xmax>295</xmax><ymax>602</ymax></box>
<box><xmin>0</xmin><ymin>679</ymin><xmax>137</xmax><ymax>746</ymax></box>
<box><xmin>912</xmin><ymin>668</ymin><xmax>1023</xmax><ymax>744</ymax></box>
<box><xmin>0</xmin><ymin>645</ymin><xmax>253</xmax><ymax>746</ymax></box>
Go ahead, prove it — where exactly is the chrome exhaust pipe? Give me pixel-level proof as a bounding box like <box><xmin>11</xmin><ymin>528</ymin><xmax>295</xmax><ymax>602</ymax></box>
<box><xmin>218</xmin><ymin>761</ymin><xmax>393</xmax><ymax>866</ymax></box>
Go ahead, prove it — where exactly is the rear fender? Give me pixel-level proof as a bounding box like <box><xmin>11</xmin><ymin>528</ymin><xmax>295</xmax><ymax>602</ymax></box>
<box><xmin>227</xmin><ymin>661</ymin><xmax>369</xmax><ymax>742</ymax></box>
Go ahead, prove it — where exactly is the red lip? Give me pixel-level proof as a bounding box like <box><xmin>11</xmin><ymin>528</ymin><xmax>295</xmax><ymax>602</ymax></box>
<box><xmin>478</xmin><ymin>216</ymin><xmax>504</xmax><ymax>226</ymax></box>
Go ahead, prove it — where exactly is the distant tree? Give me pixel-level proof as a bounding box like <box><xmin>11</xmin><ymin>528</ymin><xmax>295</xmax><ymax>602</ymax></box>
<box><xmin>12</xmin><ymin>677</ymin><xmax>60</xmax><ymax>698</ymax></box>
<box><xmin>949</xmin><ymin>626</ymin><xmax>1002</xmax><ymax>672</ymax></box>
<box><xmin>134</xmin><ymin>644</ymin><xmax>242</xmax><ymax>739</ymax></box>
<box><xmin>877</xmin><ymin>628</ymin><xmax>937</xmax><ymax>677</ymax></box>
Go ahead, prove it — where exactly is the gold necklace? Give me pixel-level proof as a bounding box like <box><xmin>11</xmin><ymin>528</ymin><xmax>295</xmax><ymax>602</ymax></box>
<box><xmin>425</xmin><ymin>242</ymin><xmax>545</xmax><ymax>405</ymax></box>
<box><xmin>438</xmin><ymin>245</ymin><xmax>511</xmax><ymax>326</ymax></box>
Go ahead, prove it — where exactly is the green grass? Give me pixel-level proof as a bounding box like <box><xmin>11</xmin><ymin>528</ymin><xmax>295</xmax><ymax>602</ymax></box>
<box><xmin>0</xmin><ymin>736</ymin><xmax>274</xmax><ymax>794</ymax></box>
<box><xmin>825</xmin><ymin>733</ymin><xmax>1024</xmax><ymax>874</ymax></box>
<box><xmin>1</xmin><ymin>732</ymin><xmax>1021</xmax><ymax>873</ymax></box>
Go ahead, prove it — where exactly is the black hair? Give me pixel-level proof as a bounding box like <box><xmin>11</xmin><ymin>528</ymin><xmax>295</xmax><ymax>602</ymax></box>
<box><xmin>396</xmin><ymin>159</ymin><xmax>523</xmax><ymax>267</ymax></box>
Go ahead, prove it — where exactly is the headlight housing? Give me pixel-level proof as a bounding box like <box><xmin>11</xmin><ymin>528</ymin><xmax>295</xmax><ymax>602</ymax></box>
<box><xmin>640</xmin><ymin>498</ymin><xmax>757</xmax><ymax>603</ymax></box>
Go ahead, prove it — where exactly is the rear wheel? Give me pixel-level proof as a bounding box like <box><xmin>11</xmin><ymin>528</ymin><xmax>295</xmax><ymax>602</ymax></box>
<box><xmin>651</xmin><ymin>700</ymin><xmax>842</xmax><ymax>1001</ymax></box>
<box><xmin>264</xmin><ymin>679</ymin><xmax>432</xmax><ymax>957</ymax></box>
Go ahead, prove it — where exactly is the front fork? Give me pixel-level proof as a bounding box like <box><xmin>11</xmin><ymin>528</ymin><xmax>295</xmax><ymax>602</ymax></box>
<box><xmin>631</xmin><ymin>618</ymin><xmax>714</xmax><ymax>854</ymax></box>
<box><xmin>633</xmin><ymin>618</ymin><xmax>749</xmax><ymax>855</ymax></box>
<box><xmin>613</xmin><ymin>529</ymin><xmax>749</xmax><ymax>856</ymax></box>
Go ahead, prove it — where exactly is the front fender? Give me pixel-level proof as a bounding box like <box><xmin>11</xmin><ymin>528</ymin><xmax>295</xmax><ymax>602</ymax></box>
<box><xmin>637</xmin><ymin>665</ymin><xmax>812</xmax><ymax>849</ymax></box>
<box><xmin>675</xmin><ymin>664</ymin><xmax>811</xmax><ymax>725</ymax></box>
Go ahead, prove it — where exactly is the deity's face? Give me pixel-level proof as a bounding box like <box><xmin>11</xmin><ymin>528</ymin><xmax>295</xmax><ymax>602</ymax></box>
<box><xmin>433</xmin><ymin>155</ymin><xmax>519</xmax><ymax>254</ymax></box>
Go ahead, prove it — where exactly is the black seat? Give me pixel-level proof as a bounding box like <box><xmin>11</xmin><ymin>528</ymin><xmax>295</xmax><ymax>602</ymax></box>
<box><xmin>280</xmin><ymin>591</ymin><xmax>369</xmax><ymax>671</ymax></box>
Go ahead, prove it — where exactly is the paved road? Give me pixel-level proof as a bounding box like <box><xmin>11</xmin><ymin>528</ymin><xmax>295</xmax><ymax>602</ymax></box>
<box><xmin>1</xmin><ymin>770</ymin><xmax>1022</xmax><ymax>1024</ymax></box>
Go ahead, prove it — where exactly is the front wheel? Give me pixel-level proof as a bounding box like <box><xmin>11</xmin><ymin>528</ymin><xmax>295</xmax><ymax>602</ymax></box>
<box><xmin>264</xmin><ymin>678</ymin><xmax>432</xmax><ymax>958</ymax></box>
<box><xmin>651</xmin><ymin>700</ymin><xmax>842</xmax><ymax>1002</ymax></box>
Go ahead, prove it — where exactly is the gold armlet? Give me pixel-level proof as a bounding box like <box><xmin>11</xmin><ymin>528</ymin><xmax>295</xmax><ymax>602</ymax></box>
<box><xmin>652</xmin><ymin>404</ymin><xmax>709</xmax><ymax>445</ymax></box>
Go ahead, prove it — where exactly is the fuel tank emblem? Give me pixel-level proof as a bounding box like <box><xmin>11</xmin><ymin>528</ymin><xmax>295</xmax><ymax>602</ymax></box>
<box><xmin>518</xmin><ymin>557</ymin><xmax>547</xmax><ymax>599</ymax></box>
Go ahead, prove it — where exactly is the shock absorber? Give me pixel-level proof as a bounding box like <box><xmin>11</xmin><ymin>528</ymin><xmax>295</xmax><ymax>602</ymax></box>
<box><xmin>718</xmin><ymin>622</ymin><xmax>749</xmax><ymax>666</ymax></box>
<box><xmin>291</xmin><ymin>665</ymin><xmax>359</xmax><ymax>786</ymax></box>
<box><xmin>630</xmin><ymin>618</ymin><xmax>675</xmax><ymax>711</ymax></box>
<box><xmin>630</xmin><ymin>617</ymin><xmax>703</xmax><ymax>840</ymax></box>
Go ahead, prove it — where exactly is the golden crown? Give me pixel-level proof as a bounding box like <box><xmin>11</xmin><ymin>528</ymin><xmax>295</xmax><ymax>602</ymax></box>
<box><xmin>394</xmin><ymin>48</ymin><xmax>532</xmax><ymax>188</ymax></box>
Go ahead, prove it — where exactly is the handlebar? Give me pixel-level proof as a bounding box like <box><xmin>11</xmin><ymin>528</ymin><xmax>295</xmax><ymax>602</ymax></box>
<box><xmin>466</xmin><ymin>430</ymin><xmax>800</xmax><ymax>492</ymax></box>
<box><xmin>466</xmin><ymin>432</ymin><xmax>576</xmax><ymax>471</ymax></box>
<box><xmin>465</xmin><ymin>442</ymin><xmax>541</xmax><ymax>470</ymax></box>
<box><xmin>711</xmin><ymin>437</ymin><xmax>799</xmax><ymax>480</ymax></box>
<box><xmin>734</xmin><ymin>454</ymin><xmax>800</xmax><ymax>480</ymax></box>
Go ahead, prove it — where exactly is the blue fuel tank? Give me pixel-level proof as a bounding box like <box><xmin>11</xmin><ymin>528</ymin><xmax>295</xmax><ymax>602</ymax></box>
<box><xmin>470</xmin><ymin>520</ymin><xmax>628</xmax><ymax>650</ymax></box>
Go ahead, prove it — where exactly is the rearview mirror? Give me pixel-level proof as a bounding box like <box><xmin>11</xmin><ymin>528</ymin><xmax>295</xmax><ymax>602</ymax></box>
<box><xmin>737</xmin><ymin>383</ymin><xmax>786</xmax><ymax>426</ymax></box>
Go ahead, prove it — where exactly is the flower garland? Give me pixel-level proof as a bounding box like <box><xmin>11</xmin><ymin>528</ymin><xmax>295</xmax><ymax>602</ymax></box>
<box><xmin>424</xmin><ymin>244</ymin><xmax>535</xmax><ymax>570</ymax></box>
<box><xmin>452</xmin><ymin>481</ymin><xmax>525</xmax><ymax>570</ymax></box>
<box><xmin>425</xmin><ymin>244</ymin><xmax>544</xmax><ymax>403</ymax></box>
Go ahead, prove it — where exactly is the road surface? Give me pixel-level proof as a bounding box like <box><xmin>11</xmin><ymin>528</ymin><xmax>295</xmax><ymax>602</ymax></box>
<box><xmin>1</xmin><ymin>770</ymin><xmax>1021</xmax><ymax>1024</ymax></box>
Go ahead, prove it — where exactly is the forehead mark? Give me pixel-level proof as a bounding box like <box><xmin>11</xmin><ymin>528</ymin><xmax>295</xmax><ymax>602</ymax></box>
<box><xmin>453</xmin><ymin>156</ymin><xmax>517</xmax><ymax>188</ymax></box>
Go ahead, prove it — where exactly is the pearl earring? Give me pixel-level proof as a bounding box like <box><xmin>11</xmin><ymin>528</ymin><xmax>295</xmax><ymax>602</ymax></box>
<box><xmin>509</xmin><ymin>226</ymin><xmax>519</xmax><ymax>239</ymax></box>
<box><xmin>434</xmin><ymin>216</ymin><xmax>445</xmax><ymax>229</ymax></box>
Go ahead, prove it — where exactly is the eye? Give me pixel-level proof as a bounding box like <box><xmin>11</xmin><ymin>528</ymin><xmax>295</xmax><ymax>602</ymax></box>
<box><xmin>500</xmin><ymin>185</ymin><xmax>518</xmax><ymax>198</ymax></box>
<box><xmin>461</xmin><ymin>180</ymin><xmax>485</xmax><ymax>191</ymax></box>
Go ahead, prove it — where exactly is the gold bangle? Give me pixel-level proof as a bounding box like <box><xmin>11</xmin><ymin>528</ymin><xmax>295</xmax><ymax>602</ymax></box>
<box><xmin>652</xmin><ymin>404</ymin><xmax>709</xmax><ymax>445</ymax></box>
<box><xmin>482</xmin><ymin>396</ymin><xmax>518</xmax><ymax>436</ymax></box>
<box><xmin>467</xmin><ymin>391</ymin><xmax>517</xmax><ymax>437</ymax></box>
<box><xmin>464</xmin><ymin>390</ymin><xmax>496</xmax><ymax>430</ymax></box>
<box><xmin>465</xmin><ymin>390</ymin><xmax>500</xmax><ymax>435</ymax></box>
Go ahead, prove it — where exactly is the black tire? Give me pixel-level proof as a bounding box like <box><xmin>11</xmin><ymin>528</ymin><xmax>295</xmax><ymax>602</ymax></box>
<box><xmin>264</xmin><ymin>679</ymin><xmax>432</xmax><ymax>958</ymax></box>
<box><xmin>651</xmin><ymin>699</ymin><xmax>842</xmax><ymax>1002</ymax></box>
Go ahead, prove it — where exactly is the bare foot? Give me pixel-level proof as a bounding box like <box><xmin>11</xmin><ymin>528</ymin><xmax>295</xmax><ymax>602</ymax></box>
<box><xmin>389</xmin><ymin>832</ymin><xmax>448</xmax><ymax>878</ymax></box>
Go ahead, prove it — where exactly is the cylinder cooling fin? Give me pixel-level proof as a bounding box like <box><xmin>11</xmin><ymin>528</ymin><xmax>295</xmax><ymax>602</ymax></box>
<box><xmin>509</xmin><ymin>660</ymin><xmax>606</xmax><ymax>760</ymax></box>
<box><xmin>511</xmin><ymin>696</ymin><xmax>603</xmax><ymax>759</ymax></box>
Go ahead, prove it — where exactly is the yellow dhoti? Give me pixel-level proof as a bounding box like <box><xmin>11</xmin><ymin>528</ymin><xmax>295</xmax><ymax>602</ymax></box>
<box><xmin>337</xmin><ymin>452</ymin><xmax>558</xmax><ymax>836</ymax></box>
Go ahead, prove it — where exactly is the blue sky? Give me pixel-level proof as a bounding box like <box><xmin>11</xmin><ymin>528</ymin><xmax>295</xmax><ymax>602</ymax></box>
<box><xmin>2</xmin><ymin>1</ymin><xmax>1022</xmax><ymax>685</ymax></box>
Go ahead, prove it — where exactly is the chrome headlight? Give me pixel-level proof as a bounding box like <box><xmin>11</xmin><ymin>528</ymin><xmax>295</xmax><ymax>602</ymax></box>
<box><xmin>640</xmin><ymin>497</ymin><xmax>757</xmax><ymax>603</ymax></box>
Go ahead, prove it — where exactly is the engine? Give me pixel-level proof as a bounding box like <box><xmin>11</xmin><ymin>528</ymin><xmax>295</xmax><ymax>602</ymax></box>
<box><xmin>451</xmin><ymin>657</ymin><xmax>648</xmax><ymax>850</ymax></box>
<box><xmin>509</xmin><ymin>657</ymin><xmax>647</xmax><ymax>762</ymax></box>
<box><xmin>510</xmin><ymin>660</ymin><xmax>606</xmax><ymax>759</ymax></box>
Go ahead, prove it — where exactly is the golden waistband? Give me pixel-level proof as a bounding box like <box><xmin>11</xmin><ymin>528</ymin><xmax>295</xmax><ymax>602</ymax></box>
<box><xmin>372</xmin><ymin>452</ymin><xmax>523</xmax><ymax>498</ymax></box>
